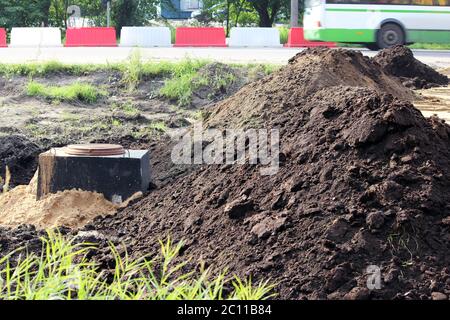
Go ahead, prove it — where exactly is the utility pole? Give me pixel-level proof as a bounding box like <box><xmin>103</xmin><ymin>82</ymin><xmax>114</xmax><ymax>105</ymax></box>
<box><xmin>290</xmin><ymin>0</ymin><xmax>299</xmax><ymax>27</ymax></box>
<box><xmin>107</xmin><ymin>1</ymin><xmax>111</xmax><ymax>27</ymax></box>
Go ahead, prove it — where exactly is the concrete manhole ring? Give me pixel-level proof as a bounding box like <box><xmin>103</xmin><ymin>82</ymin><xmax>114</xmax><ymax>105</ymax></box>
<box><xmin>64</xmin><ymin>144</ymin><xmax>125</xmax><ymax>156</ymax></box>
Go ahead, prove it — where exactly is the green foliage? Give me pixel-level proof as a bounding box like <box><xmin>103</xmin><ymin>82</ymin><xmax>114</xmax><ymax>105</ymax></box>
<box><xmin>0</xmin><ymin>0</ymin><xmax>159</xmax><ymax>30</ymax></box>
<box><xmin>0</xmin><ymin>0</ymin><xmax>52</xmax><ymax>29</ymax></box>
<box><xmin>159</xmin><ymin>59</ymin><xmax>209</xmax><ymax>106</ymax></box>
<box><xmin>112</xmin><ymin>101</ymin><xmax>140</xmax><ymax>117</ymax></box>
<box><xmin>0</xmin><ymin>0</ymin><xmax>299</xmax><ymax>31</ymax></box>
<box><xmin>111</xmin><ymin>0</ymin><xmax>158</xmax><ymax>32</ymax></box>
<box><xmin>0</xmin><ymin>231</ymin><xmax>275</xmax><ymax>300</ymax></box>
<box><xmin>201</xmin><ymin>0</ymin><xmax>258</xmax><ymax>32</ymax></box>
<box><xmin>0</xmin><ymin>61</ymin><xmax>104</xmax><ymax>77</ymax></box>
<box><xmin>278</xmin><ymin>26</ymin><xmax>289</xmax><ymax>44</ymax></box>
<box><xmin>1</xmin><ymin>58</ymin><xmax>280</xmax><ymax>108</ymax></box>
<box><xmin>246</xmin><ymin>0</ymin><xmax>290</xmax><ymax>27</ymax></box>
<box><xmin>26</xmin><ymin>80</ymin><xmax>105</xmax><ymax>103</ymax></box>
<box><xmin>121</xmin><ymin>49</ymin><xmax>143</xmax><ymax>91</ymax></box>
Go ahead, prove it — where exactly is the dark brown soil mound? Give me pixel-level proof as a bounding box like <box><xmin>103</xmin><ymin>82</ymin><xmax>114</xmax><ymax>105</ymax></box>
<box><xmin>204</xmin><ymin>48</ymin><xmax>414</xmax><ymax>129</ymax></box>
<box><xmin>0</xmin><ymin>135</ymin><xmax>42</xmax><ymax>189</ymax></box>
<box><xmin>373</xmin><ymin>46</ymin><xmax>449</xmax><ymax>89</ymax></box>
<box><xmin>88</xmin><ymin>50</ymin><xmax>450</xmax><ymax>300</ymax></box>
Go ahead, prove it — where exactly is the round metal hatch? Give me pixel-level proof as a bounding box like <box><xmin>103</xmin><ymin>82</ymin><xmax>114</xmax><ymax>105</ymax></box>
<box><xmin>64</xmin><ymin>144</ymin><xmax>125</xmax><ymax>156</ymax></box>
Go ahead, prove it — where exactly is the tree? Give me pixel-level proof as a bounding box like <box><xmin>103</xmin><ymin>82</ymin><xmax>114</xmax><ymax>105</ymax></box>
<box><xmin>246</xmin><ymin>0</ymin><xmax>289</xmax><ymax>27</ymax></box>
<box><xmin>112</xmin><ymin>0</ymin><xmax>158</xmax><ymax>32</ymax></box>
<box><xmin>201</xmin><ymin>0</ymin><xmax>257</xmax><ymax>34</ymax></box>
<box><xmin>0</xmin><ymin>0</ymin><xmax>52</xmax><ymax>29</ymax></box>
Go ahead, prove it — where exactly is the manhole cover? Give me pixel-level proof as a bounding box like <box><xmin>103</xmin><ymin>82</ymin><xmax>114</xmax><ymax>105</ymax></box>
<box><xmin>64</xmin><ymin>144</ymin><xmax>125</xmax><ymax>156</ymax></box>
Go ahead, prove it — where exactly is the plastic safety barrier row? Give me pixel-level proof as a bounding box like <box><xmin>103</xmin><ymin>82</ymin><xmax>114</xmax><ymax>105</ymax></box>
<box><xmin>120</xmin><ymin>27</ymin><xmax>171</xmax><ymax>47</ymax></box>
<box><xmin>65</xmin><ymin>27</ymin><xmax>117</xmax><ymax>47</ymax></box>
<box><xmin>9</xmin><ymin>28</ymin><xmax>62</xmax><ymax>47</ymax></box>
<box><xmin>229</xmin><ymin>27</ymin><xmax>282</xmax><ymax>48</ymax></box>
<box><xmin>0</xmin><ymin>28</ymin><xmax>6</xmax><ymax>47</ymax></box>
<box><xmin>285</xmin><ymin>27</ymin><xmax>336</xmax><ymax>48</ymax></box>
<box><xmin>174</xmin><ymin>27</ymin><xmax>226</xmax><ymax>47</ymax></box>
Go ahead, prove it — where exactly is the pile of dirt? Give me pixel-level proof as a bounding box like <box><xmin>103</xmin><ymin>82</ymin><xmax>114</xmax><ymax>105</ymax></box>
<box><xmin>88</xmin><ymin>49</ymin><xmax>450</xmax><ymax>300</ymax></box>
<box><xmin>0</xmin><ymin>135</ymin><xmax>42</xmax><ymax>189</ymax></box>
<box><xmin>203</xmin><ymin>48</ymin><xmax>414</xmax><ymax>129</ymax></box>
<box><xmin>0</xmin><ymin>173</ymin><xmax>142</xmax><ymax>230</ymax></box>
<box><xmin>2</xmin><ymin>49</ymin><xmax>450</xmax><ymax>300</ymax></box>
<box><xmin>373</xmin><ymin>46</ymin><xmax>449</xmax><ymax>89</ymax></box>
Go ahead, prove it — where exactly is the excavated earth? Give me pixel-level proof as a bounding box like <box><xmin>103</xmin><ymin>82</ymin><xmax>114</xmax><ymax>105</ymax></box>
<box><xmin>374</xmin><ymin>46</ymin><xmax>449</xmax><ymax>89</ymax></box>
<box><xmin>1</xmin><ymin>48</ymin><xmax>450</xmax><ymax>300</ymax></box>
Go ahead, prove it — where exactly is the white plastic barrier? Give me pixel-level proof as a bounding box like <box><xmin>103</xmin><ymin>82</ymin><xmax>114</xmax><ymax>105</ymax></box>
<box><xmin>120</xmin><ymin>27</ymin><xmax>171</xmax><ymax>47</ymax></box>
<box><xmin>229</xmin><ymin>28</ymin><xmax>282</xmax><ymax>48</ymax></box>
<box><xmin>10</xmin><ymin>28</ymin><xmax>62</xmax><ymax>47</ymax></box>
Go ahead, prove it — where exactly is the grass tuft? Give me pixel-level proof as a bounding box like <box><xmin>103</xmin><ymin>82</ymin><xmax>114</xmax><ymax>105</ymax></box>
<box><xmin>0</xmin><ymin>231</ymin><xmax>275</xmax><ymax>300</ymax></box>
<box><xmin>121</xmin><ymin>49</ymin><xmax>143</xmax><ymax>92</ymax></box>
<box><xmin>278</xmin><ymin>26</ymin><xmax>289</xmax><ymax>45</ymax></box>
<box><xmin>26</xmin><ymin>81</ymin><xmax>105</xmax><ymax>103</ymax></box>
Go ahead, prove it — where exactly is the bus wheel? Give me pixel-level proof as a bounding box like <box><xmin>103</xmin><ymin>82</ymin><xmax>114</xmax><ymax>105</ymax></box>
<box><xmin>376</xmin><ymin>23</ymin><xmax>405</xmax><ymax>49</ymax></box>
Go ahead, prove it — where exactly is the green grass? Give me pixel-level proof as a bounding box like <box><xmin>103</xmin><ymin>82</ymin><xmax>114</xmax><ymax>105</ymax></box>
<box><xmin>278</xmin><ymin>26</ymin><xmax>289</xmax><ymax>45</ymax></box>
<box><xmin>27</xmin><ymin>81</ymin><xmax>105</xmax><ymax>103</ymax></box>
<box><xmin>132</xmin><ymin>121</ymin><xmax>168</xmax><ymax>139</ymax></box>
<box><xmin>121</xmin><ymin>49</ymin><xmax>143</xmax><ymax>91</ymax></box>
<box><xmin>0</xmin><ymin>231</ymin><xmax>275</xmax><ymax>300</ymax></box>
<box><xmin>0</xmin><ymin>61</ymin><xmax>107</xmax><ymax>77</ymax></box>
<box><xmin>112</xmin><ymin>101</ymin><xmax>140</xmax><ymax>117</ymax></box>
<box><xmin>149</xmin><ymin>121</ymin><xmax>168</xmax><ymax>132</ymax></box>
<box><xmin>159</xmin><ymin>59</ymin><xmax>210</xmax><ymax>107</ymax></box>
<box><xmin>1</xmin><ymin>58</ymin><xmax>281</xmax><ymax>107</ymax></box>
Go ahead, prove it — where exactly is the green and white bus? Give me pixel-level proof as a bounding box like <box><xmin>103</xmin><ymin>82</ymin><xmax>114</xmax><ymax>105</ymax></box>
<box><xmin>304</xmin><ymin>0</ymin><xmax>450</xmax><ymax>49</ymax></box>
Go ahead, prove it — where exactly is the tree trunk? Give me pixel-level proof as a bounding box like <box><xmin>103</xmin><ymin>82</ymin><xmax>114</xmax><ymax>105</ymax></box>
<box><xmin>258</xmin><ymin>10</ymin><xmax>272</xmax><ymax>27</ymax></box>
<box><xmin>234</xmin><ymin>0</ymin><xmax>246</xmax><ymax>27</ymax></box>
<box><xmin>226</xmin><ymin>1</ymin><xmax>231</xmax><ymax>36</ymax></box>
<box><xmin>290</xmin><ymin>0</ymin><xmax>298</xmax><ymax>27</ymax></box>
<box><xmin>42</xmin><ymin>0</ymin><xmax>52</xmax><ymax>27</ymax></box>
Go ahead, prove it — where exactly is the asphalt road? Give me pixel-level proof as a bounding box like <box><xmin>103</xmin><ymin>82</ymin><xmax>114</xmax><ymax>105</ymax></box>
<box><xmin>0</xmin><ymin>47</ymin><xmax>450</xmax><ymax>68</ymax></box>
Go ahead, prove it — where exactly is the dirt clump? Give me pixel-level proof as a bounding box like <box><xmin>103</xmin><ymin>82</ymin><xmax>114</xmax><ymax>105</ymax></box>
<box><xmin>373</xmin><ymin>46</ymin><xmax>449</xmax><ymax>89</ymax></box>
<box><xmin>0</xmin><ymin>135</ymin><xmax>42</xmax><ymax>189</ymax></box>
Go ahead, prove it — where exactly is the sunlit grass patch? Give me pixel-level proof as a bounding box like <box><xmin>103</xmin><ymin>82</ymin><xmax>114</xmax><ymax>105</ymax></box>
<box><xmin>0</xmin><ymin>231</ymin><xmax>275</xmax><ymax>300</ymax></box>
<box><xmin>26</xmin><ymin>81</ymin><xmax>105</xmax><ymax>103</ymax></box>
<box><xmin>0</xmin><ymin>61</ymin><xmax>105</xmax><ymax>77</ymax></box>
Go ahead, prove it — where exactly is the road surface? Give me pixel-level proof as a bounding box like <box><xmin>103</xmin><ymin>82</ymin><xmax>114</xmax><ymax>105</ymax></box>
<box><xmin>0</xmin><ymin>47</ymin><xmax>450</xmax><ymax>68</ymax></box>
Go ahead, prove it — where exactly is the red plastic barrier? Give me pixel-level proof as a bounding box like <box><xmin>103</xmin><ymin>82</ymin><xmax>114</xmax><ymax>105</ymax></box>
<box><xmin>285</xmin><ymin>27</ymin><xmax>336</xmax><ymax>48</ymax></box>
<box><xmin>65</xmin><ymin>27</ymin><xmax>117</xmax><ymax>47</ymax></box>
<box><xmin>0</xmin><ymin>28</ymin><xmax>6</xmax><ymax>47</ymax></box>
<box><xmin>174</xmin><ymin>27</ymin><xmax>226</xmax><ymax>47</ymax></box>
